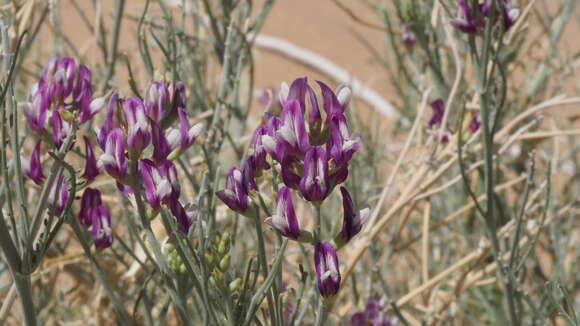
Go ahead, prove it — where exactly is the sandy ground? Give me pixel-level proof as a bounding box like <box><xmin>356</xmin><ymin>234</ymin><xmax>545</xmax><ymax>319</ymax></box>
<box><xmin>51</xmin><ymin>0</ymin><xmax>580</xmax><ymax>122</ymax></box>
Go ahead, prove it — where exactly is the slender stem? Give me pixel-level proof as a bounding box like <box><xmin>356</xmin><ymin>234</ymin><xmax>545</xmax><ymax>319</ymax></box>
<box><xmin>314</xmin><ymin>300</ymin><xmax>326</xmax><ymax>326</ymax></box>
<box><xmin>477</xmin><ymin>1</ymin><xmax>520</xmax><ymax>324</ymax></box>
<box><xmin>252</xmin><ymin>206</ymin><xmax>278</xmax><ymax>326</ymax></box>
<box><xmin>314</xmin><ymin>204</ymin><xmax>322</xmax><ymax>243</ymax></box>
<box><xmin>100</xmin><ymin>0</ymin><xmax>125</xmax><ymax>93</ymax></box>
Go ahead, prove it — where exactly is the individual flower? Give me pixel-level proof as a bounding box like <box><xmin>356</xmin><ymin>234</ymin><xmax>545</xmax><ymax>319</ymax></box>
<box><xmin>79</xmin><ymin>96</ymin><xmax>105</xmax><ymax>125</ymax></box>
<box><xmin>75</xmin><ymin>65</ymin><xmax>104</xmax><ymax>124</ymax></box>
<box><xmin>81</xmin><ymin>136</ymin><xmax>100</xmax><ymax>184</ymax></box>
<box><xmin>402</xmin><ymin>23</ymin><xmax>416</xmax><ymax>46</ymax></box>
<box><xmin>299</xmin><ymin>146</ymin><xmax>329</xmax><ymax>203</ymax></box>
<box><xmin>275</xmin><ymin>100</ymin><xmax>310</xmax><ymax>158</ymax></box>
<box><xmin>166</xmin><ymin>107</ymin><xmax>203</xmax><ymax>153</ymax></box>
<box><xmin>168</xmin><ymin>81</ymin><xmax>187</xmax><ymax>112</ymax></box>
<box><xmin>21</xmin><ymin>140</ymin><xmax>44</xmax><ymax>185</ymax></box>
<box><xmin>335</xmin><ymin>187</ymin><xmax>370</xmax><ymax>247</ymax></box>
<box><xmin>349</xmin><ymin>298</ymin><xmax>398</xmax><ymax>326</ymax></box>
<box><xmin>150</xmin><ymin>119</ymin><xmax>171</xmax><ymax>165</ymax></box>
<box><xmin>99</xmin><ymin>128</ymin><xmax>128</xmax><ymax>180</ymax></box>
<box><xmin>51</xmin><ymin>108</ymin><xmax>73</xmax><ymax>150</ymax></box>
<box><xmin>216</xmin><ymin>166</ymin><xmax>251</xmax><ymax>216</ymax></box>
<box><xmin>450</xmin><ymin>0</ymin><xmax>484</xmax><ymax>34</ymax></box>
<box><xmin>469</xmin><ymin>112</ymin><xmax>481</xmax><ymax>133</ymax></box>
<box><xmin>51</xmin><ymin>57</ymin><xmax>77</xmax><ymax>102</ymax></box>
<box><xmin>144</xmin><ymin>81</ymin><xmax>169</xmax><ymax>123</ymax></box>
<box><xmin>48</xmin><ymin>174</ymin><xmax>68</xmax><ymax>216</ymax></box>
<box><xmin>428</xmin><ymin>99</ymin><xmax>445</xmax><ymax>128</ymax></box>
<box><xmin>314</xmin><ymin>242</ymin><xmax>341</xmax><ymax>297</ymax></box>
<box><xmin>251</xmin><ymin>125</ymin><xmax>271</xmax><ymax>171</ymax></box>
<box><xmin>280</xmin><ymin>156</ymin><xmax>301</xmax><ymax>189</ymax></box>
<box><xmin>96</xmin><ymin>93</ymin><xmax>121</xmax><ymax>151</ymax></box>
<box><xmin>139</xmin><ymin>159</ymin><xmax>180</xmax><ymax>210</ymax></box>
<box><xmin>327</xmin><ymin>113</ymin><xmax>361</xmax><ymax>169</ymax></box>
<box><xmin>317</xmin><ymin>81</ymin><xmax>349</xmax><ymax>118</ymax></box>
<box><xmin>168</xmin><ymin>199</ymin><xmax>197</xmax><ymax>234</ymax></box>
<box><xmin>79</xmin><ymin>188</ymin><xmax>103</xmax><ymax>226</ymax></box>
<box><xmin>123</xmin><ymin>97</ymin><xmax>151</xmax><ymax>156</ymax></box>
<box><xmin>264</xmin><ymin>186</ymin><xmax>302</xmax><ymax>240</ymax></box>
<box><xmin>92</xmin><ymin>205</ymin><xmax>113</xmax><ymax>249</ymax></box>
<box><xmin>427</xmin><ymin>99</ymin><xmax>453</xmax><ymax>143</ymax></box>
<box><xmin>22</xmin><ymin>84</ymin><xmax>48</xmax><ymax>132</ymax></box>
<box><xmin>242</xmin><ymin>155</ymin><xmax>258</xmax><ymax>192</ymax></box>
<box><xmin>260</xmin><ymin>116</ymin><xmax>285</xmax><ymax>162</ymax></box>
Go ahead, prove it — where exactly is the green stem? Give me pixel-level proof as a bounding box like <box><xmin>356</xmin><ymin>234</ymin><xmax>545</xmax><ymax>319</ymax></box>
<box><xmin>252</xmin><ymin>207</ymin><xmax>278</xmax><ymax>326</ymax></box>
<box><xmin>100</xmin><ymin>0</ymin><xmax>125</xmax><ymax>93</ymax></box>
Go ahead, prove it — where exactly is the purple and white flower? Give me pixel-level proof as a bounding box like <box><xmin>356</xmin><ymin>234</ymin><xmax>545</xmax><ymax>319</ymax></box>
<box><xmin>81</xmin><ymin>136</ymin><xmax>100</xmax><ymax>184</ymax></box>
<box><xmin>22</xmin><ymin>140</ymin><xmax>44</xmax><ymax>185</ymax></box>
<box><xmin>299</xmin><ymin>146</ymin><xmax>329</xmax><ymax>203</ymax></box>
<box><xmin>123</xmin><ymin>97</ymin><xmax>151</xmax><ymax>156</ymax></box>
<box><xmin>99</xmin><ymin>128</ymin><xmax>128</xmax><ymax>181</ymax></box>
<box><xmin>336</xmin><ymin>187</ymin><xmax>369</xmax><ymax>247</ymax></box>
<box><xmin>264</xmin><ymin>186</ymin><xmax>302</xmax><ymax>240</ymax></box>
<box><xmin>314</xmin><ymin>242</ymin><xmax>341</xmax><ymax>297</ymax></box>
<box><xmin>48</xmin><ymin>174</ymin><xmax>68</xmax><ymax>216</ymax></box>
<box><xmin>216</xmin><ymin>166</ymin><xmax>251</xmax><ymax>215</ymax></box>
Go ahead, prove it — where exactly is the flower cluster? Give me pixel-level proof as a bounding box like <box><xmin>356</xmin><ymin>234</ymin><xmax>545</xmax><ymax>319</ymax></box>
<box><xmin>451</xmin><ymin>0</ymin><xmax>519</xmax><ymax>34</ymax></box>
<box><xmin>22</xmin><ymin>56</ymin><xmax>105</xmax><ymax>147</ymax></box>
<box><xmin>19</xmin><ymin>56</ymin><xmax>106</xmax><ymax>248</ymax></box>
<box><xmin>96</xmin><ymin>82</ymin><xmax>202</xmax><ymax>234</ymax></box>
<box><xmin>217</xmin><ymin>77</ymin><xmax>369</xmax><ymax>298</ymax></box>
<box><xmin>350</xmin><ymin>298</ymin><xmax>398</xmax><ymax>326</ymax></box>
<box><xmin>22</xmin><ymin>57</ymin><xmax>204</xmax><ymax>250</ymax></box>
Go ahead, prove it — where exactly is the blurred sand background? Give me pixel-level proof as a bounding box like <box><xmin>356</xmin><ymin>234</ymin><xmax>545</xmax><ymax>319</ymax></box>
<box><xmin>45</xmin><ymin>0</ymin><xmax>577</xmax><ymax>122</ymax></box>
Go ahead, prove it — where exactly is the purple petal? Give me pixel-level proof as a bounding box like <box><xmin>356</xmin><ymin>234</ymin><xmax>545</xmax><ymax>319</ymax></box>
<box><xmin>99</xmin><ymin>128</ymin><xmax>127</xmax><ymax>180</ymax></box>
<box><xmin>51</xmin><ymin>108</ymin><xmax>72</xmax><ymax>150</ymax></box>
<box><xmin>168</xmin><ymin>199</ymin><xmax>195</xmax><ymax>234</ymax></box>
<box><xmin>264</xmin><ymin>186</ymin><xmax>301</xmax><ymax>239</ymax></box>
<box><xmin>48</xmin><ymin>174</ymin><xmax>68</xmax><ymax>216</ymax></box>
<box><xmin>81</xmin><ymin>136</ymin><xmax>100</xmax><ymax>184</ymax></box>
<box><xmin>337</xmin><ymin>187</ymin><xmax>369</xmax><ymax>245</ymax></box>
<box><xmin>177</xmin><ymin>107</ymin><xmax>203</xmax><ymax>151</ymax></box>
<box><xmin>299</xmin><ymin>146</ymin><xmax>329</xmax><ymax>202</ymax></box>
<box><xmin>22</xmin><ymin>140</ymin><xmax>45</xmax><ymax>185</ymax></box>
<box><xmin>92</xmin><ymin>205</ymin><xmax>113</xmax><ymax>249</ymax></box>
<box><xmin>251</xmin><ymin>125</ymin><xmax>271</xmax><ymax>170</ymax></box>
<box><xmin>145</xmin><ymin>81</ymin><xmax>169</xmax><ymax>123</ymax></box>
<box><xmin>276</xmin><ymin>100</ymin><xmax>309</xmax><ymax>156</ymax></box>
<box><xmin>428</xmin><ymin>99</ymin><xmax>445</xmax><ymax>128</ymax></box>
<box><xmin>23</xmin><ymin>85</ymin><xmax>48</xmax><ymax>132</ymax></box>
<box><xmin>151</xmin><ymin>119</ymin><xmax>171</xmax><ymax>164</ymax></box>
<box><xmin>216</xmin><ymin>166</ymin><xmax>249</xmax><ymax>213</ymax></box>
<box><xmin>317</xmin><ymin>81</ymin><xmax>345</xmax><ymax>116</ymax></box>
<box><xmin>79</xmin><ymin>188</ymin><xmax>102</xmax><ymax>226</ymax></box>
<box><xmin>97</xmin><ymin>93</ymin><xmax>121</xmax><ymax>151</ymax></box>
<box><xmin>314</xmin><ymin>242</ymin><xmax>341</xmax><ymax>297</ymax></box>
<box><xmin>123</xmin><ymin>97</ymin><xmax>151</xmax><ymax>155</ymax></box>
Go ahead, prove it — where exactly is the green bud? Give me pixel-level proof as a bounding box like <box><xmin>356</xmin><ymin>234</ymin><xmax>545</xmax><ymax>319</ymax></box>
<box><xmin>205</xmin><ymin>253</ymin><xmax>214</xmax><ymax>265</ymax></box>
<box><xmin>219</xmin><ymin>256</ymin><xmax>231</xmax><ymax>270</ymax></box>
<box><xmin>218</xmin><ymin>242</ymin><xmax>228</xmax><ymax>256</ymax></box>
<box><xmin>229</xmin><ymin>278</ymin><xmax>242</xmax><ymax>292</ymax></box>
<box><xmin>209</xmin><ymin>276</ymin><xmax>217</xmax><ymax>288</ymax></box>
